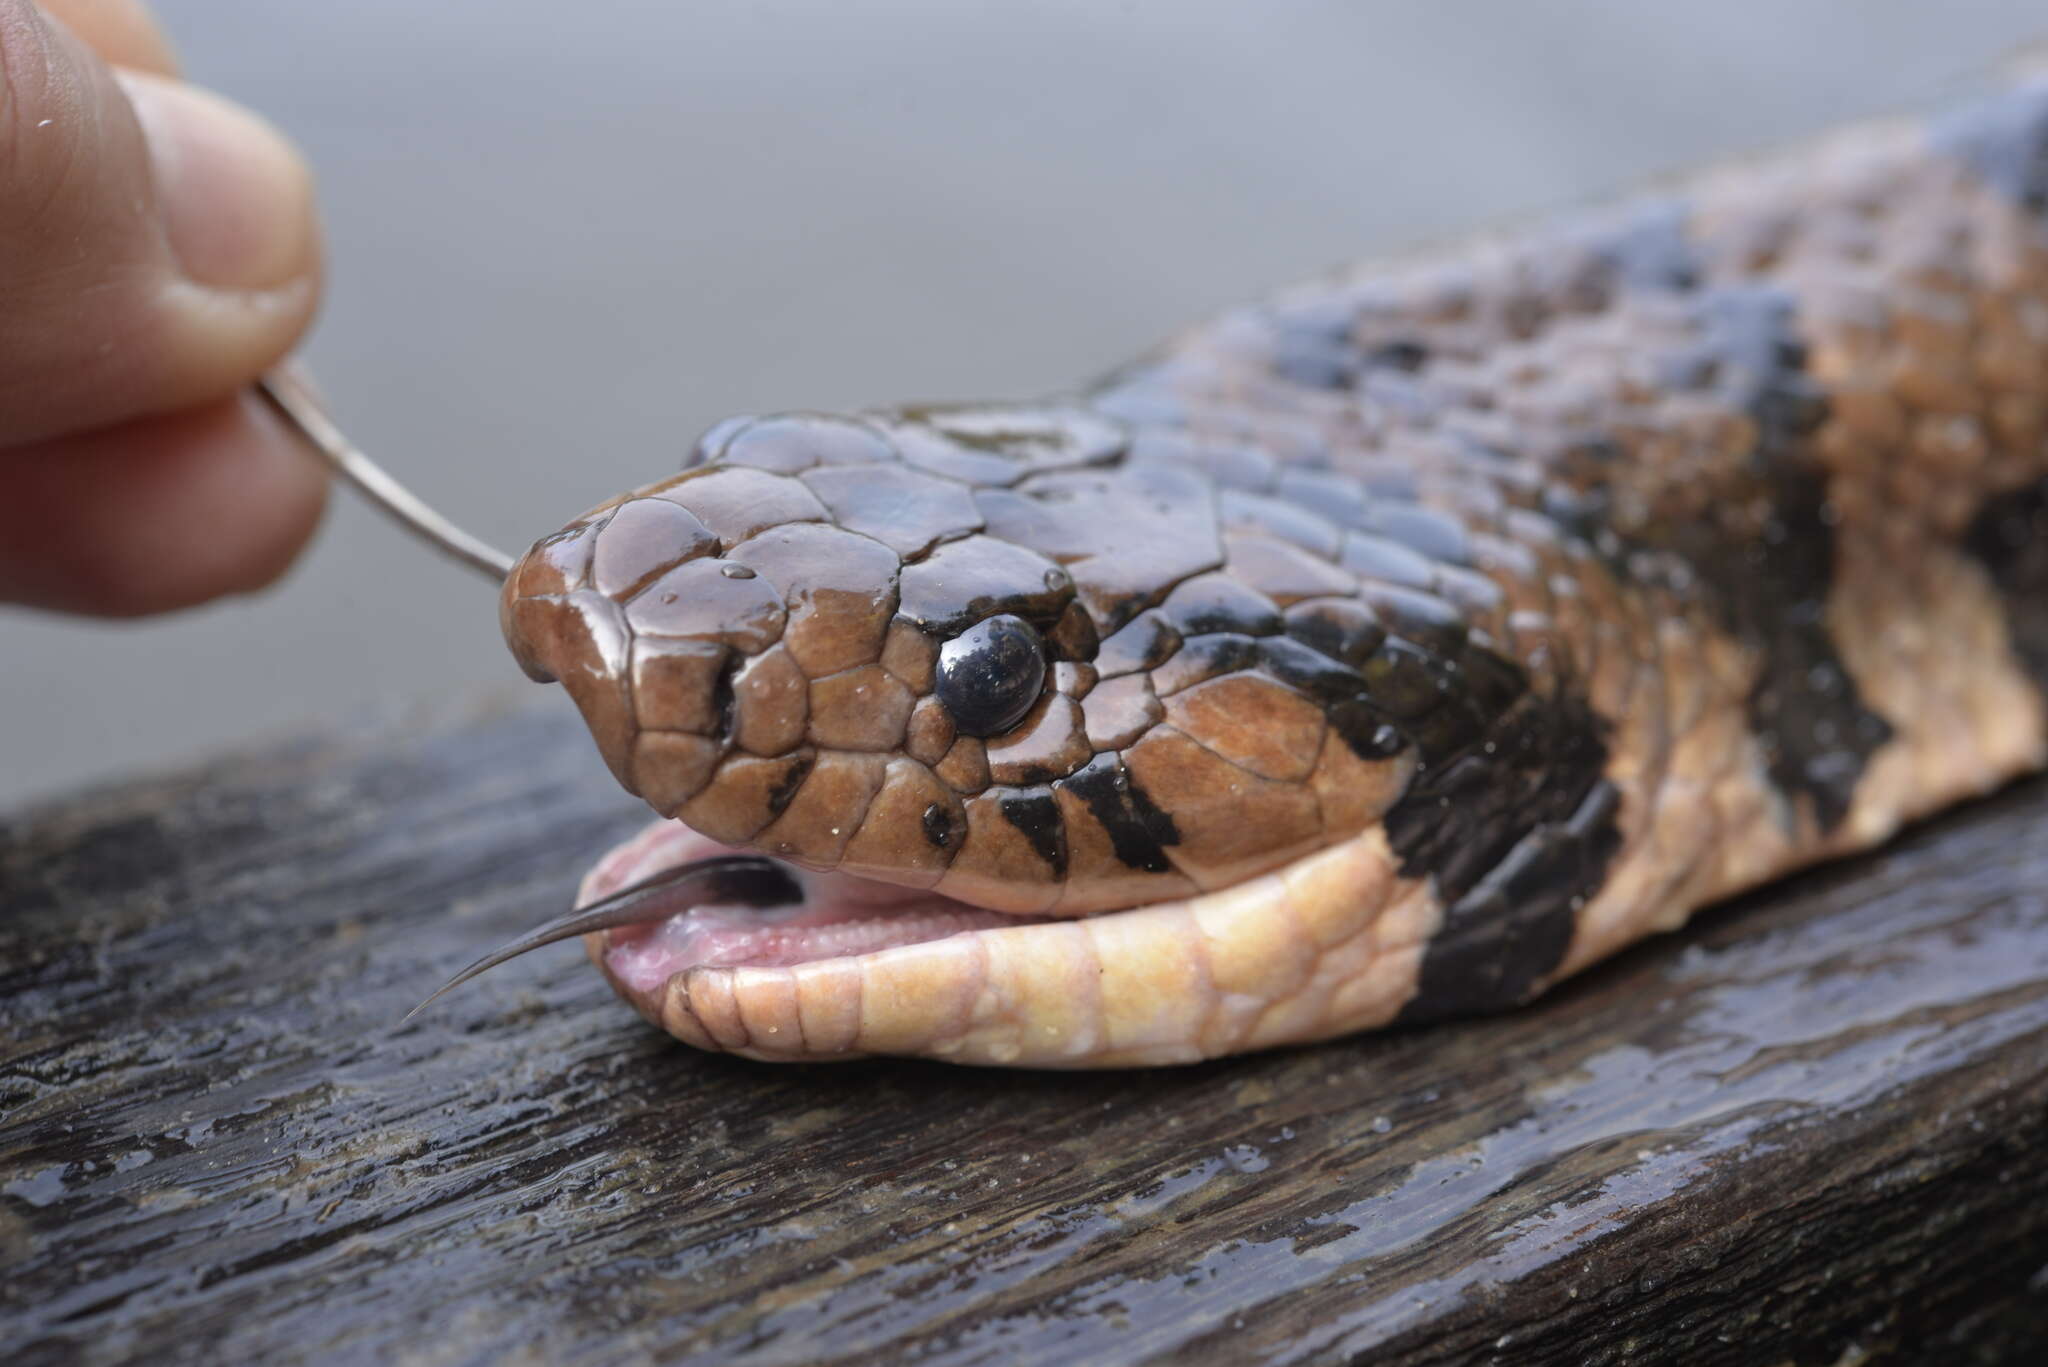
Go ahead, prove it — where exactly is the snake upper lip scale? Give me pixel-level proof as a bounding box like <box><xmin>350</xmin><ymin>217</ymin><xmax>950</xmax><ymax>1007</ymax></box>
<box><xmin>441</xmin><ymin>82</ymin><xmax>2048</xmax><ymax>1068</ymax></box>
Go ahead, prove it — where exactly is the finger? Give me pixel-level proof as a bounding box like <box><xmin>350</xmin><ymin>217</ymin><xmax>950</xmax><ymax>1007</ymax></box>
<box><xmin>40</xmin><ymin>0</ymin><xmax>179</xmax><ymax>74</ymax></box>
<box><xmin>0</xmin><ymin>393</ymin><xmax>329</xmax><ymax>617</ymax></box>
<box><xmin>0</xmin><ymin>2</ymin><xmax>321</xmax><ymax>448</ymax></box>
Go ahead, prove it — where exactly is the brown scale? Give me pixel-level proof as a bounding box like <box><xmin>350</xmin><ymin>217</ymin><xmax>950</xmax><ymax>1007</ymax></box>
<box><xmin>500</xmin><ymin>82</ymin><xmax>2048</xmax><ymax>1022</ymax></box>
<box><xmin>727</xmin><ymin>523</ymin><xmax>898</xmax><ymax>678</ymax></box>
<box><xmin>659</xmin><ymin>466</ymin><xmax>827</xmax><ymax>543</ymax></box>
<box><xmin>730</xmin><ymin>646</ymin><xmax>808</xmax><ymax>757</ymax></box>
<box><xmin>805</xmin><ymin>665</ymin><xmax>914</xmax><ymax>752</ymax></box>
<box><xmin>630</xmin><ymin>639</ymin><xmax>728</xmax><ymax>735</ymax></box>
<box><xmin>1162</xmin><ymin>674</ymin><xmax>1326</xmax><ymax>783</ymax></box>
<box><xmin>840</xmin><ymin>757</ymin><xmax>963</xmax><ymax>890</ymax></box>
<box><xmin>755</xmin><ymin>751</ymin><xmax>887</xmax><ymax>868</ymax></box>
<box><xmin>902</xmin><ymin>695</ymin><xmax>955</xmax><ymax>765</ymax></box>
<box><xmin>1120</xmin><ymin>727</ymin><xmax>1325</xmax><ymax>891</ymax></box>
<box><xmin>800</xmin><ymin>463</ymin><xmax>985</xmax><ymax>557</ymax></box>
<box><xmin>985</xmin><ymin>693</ymin><xmax>1091</xmax><ymax>786</ymax></box>
<box><xmin>931</xmin><ymin>735</ymin><xmax>989</xmax><ymax>794</ymax></box>
<box><xmin>622</xmin><ymin>558</ymin><xmax>784</xmax><ymax>652</ymax></box>
<box><xmin>590</xmin><ymin>498</ymin><xmax>714</xmax><ymax>598</ymax></box>
<box><xmin>1079</xmin><ymin>674</ymin><xmax>1161</xmax><ymax>751</ymax></box>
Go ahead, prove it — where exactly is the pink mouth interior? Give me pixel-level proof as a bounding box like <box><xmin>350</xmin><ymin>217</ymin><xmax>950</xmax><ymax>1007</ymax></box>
<box><xmin>587</xmin><ymin>822</ymin><xmax>1043</xmax><ymax>994</ymax></box>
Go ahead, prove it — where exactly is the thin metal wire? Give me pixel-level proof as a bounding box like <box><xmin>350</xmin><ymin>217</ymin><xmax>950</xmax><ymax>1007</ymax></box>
<box><xmin>257</xmin><ymin>367</ymin><xmax>515</xmax><ymax>583</ymax></box>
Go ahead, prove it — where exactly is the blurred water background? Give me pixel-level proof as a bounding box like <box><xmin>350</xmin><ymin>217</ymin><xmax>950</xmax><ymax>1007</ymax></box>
<box><xmin>3</xmin><ymin>0</ymin><xmax>2042</xmax><ymax>806</ymax></box>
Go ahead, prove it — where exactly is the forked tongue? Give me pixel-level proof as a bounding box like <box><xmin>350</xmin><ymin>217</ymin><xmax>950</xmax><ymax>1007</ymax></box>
<box><xmin>405</xmin><ymin>855</ymin><xmax>802</xmax><ymax>1019</ymax></box>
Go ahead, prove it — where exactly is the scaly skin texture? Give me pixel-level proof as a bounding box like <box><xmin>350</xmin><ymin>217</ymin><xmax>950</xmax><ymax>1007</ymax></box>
<box><xmin>502</xmin><ymin>84</ymin><xmax>2048</xmax><ymax>1066</ymax></box>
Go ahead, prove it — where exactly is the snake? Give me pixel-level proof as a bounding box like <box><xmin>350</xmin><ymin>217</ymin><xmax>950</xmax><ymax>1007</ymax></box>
<box><xmin>436</xmin><ymin>81</ymin><xmax>2048</xmax><ymax>1068</ymax></box>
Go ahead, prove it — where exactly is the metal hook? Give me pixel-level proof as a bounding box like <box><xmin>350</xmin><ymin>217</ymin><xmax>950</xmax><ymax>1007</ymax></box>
<box><xmin>257</xmin><ymin>367</ymin><xmax>516</xmax><ymax>583</ymax></box>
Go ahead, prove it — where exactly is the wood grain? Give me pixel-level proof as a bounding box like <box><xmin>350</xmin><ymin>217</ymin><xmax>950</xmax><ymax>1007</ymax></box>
<box><xmin>3</xmin><ymin>705</ymin><xmax>2046</xmax><ymax>1365</ymax></box>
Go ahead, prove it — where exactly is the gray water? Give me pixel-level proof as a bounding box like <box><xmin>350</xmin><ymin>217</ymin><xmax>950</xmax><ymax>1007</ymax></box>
<box><xmin>3</xmin><ymin>0</ymin><xmax>2041</xmax><ymax>807</ymax></box>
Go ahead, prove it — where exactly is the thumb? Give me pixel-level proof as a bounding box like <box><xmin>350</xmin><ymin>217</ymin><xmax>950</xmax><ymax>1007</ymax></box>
<box><xmin>0</xmin><ymin>0</ymin><xmax>321</xmax><ymax>447</ymax></box>
<box><xmin>0</xmin><ymin>2</ymin><xmax>329</xmax><ymax>618</ymax></box>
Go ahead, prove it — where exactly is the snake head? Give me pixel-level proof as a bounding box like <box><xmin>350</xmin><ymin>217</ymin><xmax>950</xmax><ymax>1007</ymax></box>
<box><xmin>502</xmin><ymin>405</ymin><xmax>1422</xmax><ymax>918</ymax></box>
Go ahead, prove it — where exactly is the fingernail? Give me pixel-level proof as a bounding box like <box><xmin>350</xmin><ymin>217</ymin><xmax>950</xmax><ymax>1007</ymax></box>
<box><xmin>117</xmin><ymin>71</ymin><xmax>319</xmax><ymax>292</ymax></box>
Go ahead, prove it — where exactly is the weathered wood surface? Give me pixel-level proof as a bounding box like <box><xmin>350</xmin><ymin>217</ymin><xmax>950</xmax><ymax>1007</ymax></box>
<box><xmin>3</xmin><ymin>705</ymin><xmax>2046</xmax><ymax>1366</ymax></box>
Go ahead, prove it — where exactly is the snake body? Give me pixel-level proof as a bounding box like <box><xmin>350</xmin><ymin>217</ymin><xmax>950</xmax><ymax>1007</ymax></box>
<box><xmin>495</xmin><ymin>84</ymin><xmax>2048</xmax><ymax>1066</ymax></box>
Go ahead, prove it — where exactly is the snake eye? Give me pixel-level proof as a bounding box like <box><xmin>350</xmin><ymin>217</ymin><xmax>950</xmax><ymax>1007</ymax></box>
<box><xmin>935</xmin><ymin>614</ymin><xmax>1047</xmax><ymax>737</ymax></box>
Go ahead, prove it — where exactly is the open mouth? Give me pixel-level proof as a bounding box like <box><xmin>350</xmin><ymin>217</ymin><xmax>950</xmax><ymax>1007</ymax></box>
<box><xmin>410</xmin><ymin>821</ymin><xmax>1057</xmax><ymax>1019</ymax></box>
<box><xmin>416</xmin><ymin>803</ymin><xmax>1431</xmax><ymax>1067</ymax></box>
<box><xmin>584</xmin><ymin>822</ymin><xmax>1054</xmax><ymax>994</ymax></box>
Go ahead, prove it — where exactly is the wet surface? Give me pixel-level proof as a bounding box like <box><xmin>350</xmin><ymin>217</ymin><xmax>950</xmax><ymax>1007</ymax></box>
<box><xmin>4</xmin><ymin>706</ymin><xmax>2046</xmax><ymax>1364</ymax></box>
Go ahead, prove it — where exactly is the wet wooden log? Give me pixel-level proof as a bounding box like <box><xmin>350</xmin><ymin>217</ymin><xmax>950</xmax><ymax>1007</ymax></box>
<box><xmin>3</xmin><ymin>704</ymin><xmax>2046</xmax><ymax>1366</ymax></box>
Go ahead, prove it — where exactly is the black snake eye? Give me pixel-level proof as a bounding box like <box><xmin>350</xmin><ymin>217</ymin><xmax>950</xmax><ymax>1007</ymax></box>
<box><xmin>935</xmin><ymin>614</ymin><xmax>1047</xmax><ymax>737</ymax></box>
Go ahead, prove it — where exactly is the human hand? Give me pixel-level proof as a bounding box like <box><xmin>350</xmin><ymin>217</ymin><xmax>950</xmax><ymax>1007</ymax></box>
<box><xmin>0</xmin><ymin>0</ymin><xmax>325</xmax><ymax>617</ymax></box>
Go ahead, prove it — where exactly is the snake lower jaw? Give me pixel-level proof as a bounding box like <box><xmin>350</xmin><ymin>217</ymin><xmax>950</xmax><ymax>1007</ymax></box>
<box><xmin>582</xmin><ymin>815</ymin><xmax>1434</xmax><ymax>1068</ymax></box>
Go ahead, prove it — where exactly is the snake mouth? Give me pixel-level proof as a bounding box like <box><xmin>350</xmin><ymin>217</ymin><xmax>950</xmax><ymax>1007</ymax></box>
<box><xmin>408</xmin><ymin>820</ymin><xmax>1057</xmax><ymax>1021</ymax></box>
<box><xmin>420</xmin><ymin>807</ymin><xmax>1431</xmax><ymax>1066</ymax></box>
<box><xmin>584</xmin><ymin>821</ymin><xmax>1056</xmax><ymax>994</ymax></box>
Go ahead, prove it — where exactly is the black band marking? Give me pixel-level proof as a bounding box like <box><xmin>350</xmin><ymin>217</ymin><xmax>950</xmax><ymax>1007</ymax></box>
<box><xmin>999</xmin><ymin>788</ymin><xmax>1068</xmax><ymax>880</ymax></box>
<box><xmin>1555</xmin><ymin>284</ymin><xmax>1892</xmax><ymax>832</ymax></box>
<box><xmin>1682</xmin><ymin>290</ymin><xmax>1891</xmax><ymax>830</ymax></box>
<box><xmin>1056</xmin><ymin>753</ymin><xmax>1179</xmax><ymax>874</ymax></box>
<box><xmin>1385</xmin><ymin>677</ymin><xmax>1616</xmax><ymax>1021</ymax></box>
<box><xmin>765</xmin><ymin>753</ymin><xmax>815</xmax><ymax>817</ymax></box>
<box><xmin>1965</xmin><ymin>478</ymin><xmax>2048</xmax><ymax>694</ymax></box>
<box><xmin>1398</xmin><ymin>780</ymin><xmax>1623</xmax><ymax>1024</ymax></box>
